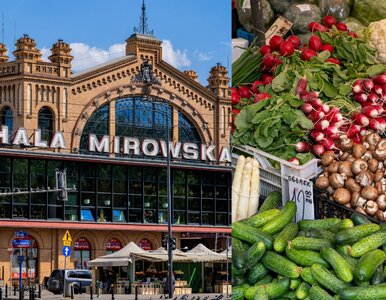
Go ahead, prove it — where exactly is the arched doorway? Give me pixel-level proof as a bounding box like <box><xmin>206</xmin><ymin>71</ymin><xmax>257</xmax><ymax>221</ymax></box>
<box><xmin>74</xmin><ymin>237</ymin><xmax>91</xmax><ymax>269</ymax></box>
<box><xmin>11</xmin><ymin>234</ymin><xmax>38</xmax><ymax>284</ymax></box>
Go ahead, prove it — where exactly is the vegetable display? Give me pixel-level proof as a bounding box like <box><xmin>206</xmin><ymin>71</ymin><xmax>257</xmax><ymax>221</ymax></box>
<box><xmin>232</xmin><ymin>198</ymin><xmax>386</xmax><ymax>299</ymax></box>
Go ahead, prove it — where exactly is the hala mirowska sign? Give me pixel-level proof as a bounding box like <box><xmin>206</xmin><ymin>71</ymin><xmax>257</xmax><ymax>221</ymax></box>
<box><xmin>0</xmin><ymin>126</ymin><xmax>232</xmax><ymax>163</ymax></box>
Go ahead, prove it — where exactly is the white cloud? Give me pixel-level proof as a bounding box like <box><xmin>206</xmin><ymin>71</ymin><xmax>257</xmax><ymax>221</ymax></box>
<box><xmin>161</xmin><ymin>39</ymin><xmax>191</xmax><ymax>68</ymax></box>
<box><xmin>193</xmin><ymin>50</ymin><xmax>214</xmax><ymax>61</ymax></box>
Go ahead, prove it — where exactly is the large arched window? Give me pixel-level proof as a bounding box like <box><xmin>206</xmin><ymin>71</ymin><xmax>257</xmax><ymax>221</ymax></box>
<box><xmin>38</xmin><ymin>107</ymin><xmax>54</xmax><ymax>142</ymax></box>
<box><xmin>178</xmin><ymin>112</ymin><xmax>201</xmax><ymax>143</ymax></box>
<box><xmin>0</xmin><ymin>106</ymin><xmax>13</xmax><ymax>140</ymax></box>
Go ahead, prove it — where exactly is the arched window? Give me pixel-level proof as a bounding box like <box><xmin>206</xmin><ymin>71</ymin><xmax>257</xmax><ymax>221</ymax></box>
<box><xmin>74</xmin><ymin>237</ymin><xmax>91</xmax><ymax>269</ymax></box>
<box><xmin>106</xmin><ymin>237</ymin><xmax>122</xmax><ymax>255</ymax></box>
<box><xmin>38</xmin><ymin>107</ymin><xmax>54</xmax><ymax>142</ymax></box>
<box><xmin>0</xmin><ymin>106</ymin><xmax>13</xmax><ymax>140</ymax></box>
<box><xmin>178</xmin><ymin>112</ymin><xmax>201</xmax><ymax>143</ymax></box>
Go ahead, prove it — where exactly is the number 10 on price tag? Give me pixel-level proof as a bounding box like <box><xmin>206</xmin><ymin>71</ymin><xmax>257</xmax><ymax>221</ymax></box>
<box><xmin>288</xmin><ymin>175</ymin><xmax>314</xmax><ymax>222</ymax></box>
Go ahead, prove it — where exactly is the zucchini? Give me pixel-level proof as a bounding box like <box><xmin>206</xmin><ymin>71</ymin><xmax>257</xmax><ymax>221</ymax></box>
<box><xmin>232</xmin><ymin>286</ymin><xmax>244</xmax><ymax>300</ymax></box>
<box><xmin>291</xmin><ymin>237</ymin><xmax>332</xmax><ymax>251</ymax></box>
<box><xmin>309</xmin><ymin>285</ymin><xmax>335</xmax><ymax>300</ymax></box>
<box><xmin>247</xmin><ymin>262</ymin><xmax>268</xmax><ymax>285</ymax></box>
<box><xmin>262</xmin><ymin>201</ymin><xmax>297</xmax><ymax>235</ymax></box>
<box><xmin>233</xmin><ymin>238</ymin><xmax>247</xmax><ymax>270</ymax></box>
<box><xmin>320</xmin><ymin>247</ymin><xmax>354</xmax><ymax>283</ymax></box>
<box><xmin>350</xmin><ymin>212</ymin><xmax>372</xmax><ymax>225</ymax></box>
<box><xmin>244</xmin><ymin>277</ymin><xmax>290</xmax><ymax>300</ymax></box>
<box><xmin>274</xmin><ymin>223</ymin><xmax>299</xmax><ymax>253</ymax></box>
<box><xmin>311</xmin><ymin>263</ymin><xmax>348</xmax><ymax>294</ymax></box>
<box><xmin>298</xmin><ymin>218</ymin><xmax>341</xmax><ymax>230</ymax></box>
<box><xmin>262</xmin><ymin>251</ymin><xmax>302</xmax><ymax>279</ymax></box>
<box><xmin>295</xmin><ymin>282</ymin><xmax>311</xmax><ymax>300</ymax></box>
<box><xmin>232</xmin><ymin>221</ymin><xmax>274</xmax><ymax>249</ymax></box>
<box><xmin>285</xmin><ymin>245</ymin><xmax>329</xmax><ymax>268</ymax></box>
<box><xmin>349</xmin><ymin>230</ymin><xmax>386</xmax><ymax>257</ymax></box>
<box><xmin>245</xmin><ymin>241</ymin><xmax>266</xmax><ymax>267</ymax></box>
<box><xmin>370</xmin><ymin>265</ymin><xmax>385</xmax><ymax>285</ymax></box>
<box><xmin>335</xmin><ymin>223</ymin><xmax>380</xmax><ymax>245</ymax></box>
<box><xmin>355</xmin><ymin>249</ymin><xmax>386</xmax><ymax>282</ymax></box>
<box><xmin>259</xmin><ymin>191</ymin><xmax>282</xmax><ymax>212</ymax></box>
<box><xmin>244</xmin><ymin>208</ymin><xmax>281</xmax><ymax>228</ymax></box>
<box><xmin>340</xmin><ymin>285</ymin><xmax>386</xmax><ymax>300</ymax></box>
<box><xmin>301</xmin><ymin>267</ymin><xmax>317</xmax><ymax>285</ymax></box>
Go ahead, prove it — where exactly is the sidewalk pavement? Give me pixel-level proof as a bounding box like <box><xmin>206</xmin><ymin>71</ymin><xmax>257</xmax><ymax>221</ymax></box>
<box><xmin>4</xmin><ymin>289</ymin><xmax>231</xmax><ymax>300</ymax></box>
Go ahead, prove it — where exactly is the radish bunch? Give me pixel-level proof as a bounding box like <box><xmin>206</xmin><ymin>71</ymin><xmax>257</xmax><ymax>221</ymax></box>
<box><xmin>351</xmin><ymin>74</ymin><xmax>386</xmax><ymax>133</ymax></box>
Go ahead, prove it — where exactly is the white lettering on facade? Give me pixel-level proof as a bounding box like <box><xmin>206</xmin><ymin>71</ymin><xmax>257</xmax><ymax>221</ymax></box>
<box><xmin>200</xmin><ymin>144</ymin><xmax>216</xmax><ymax>161</ymax></box>
<box><xmin>50</xmin><ymin>132</ymin><xmax>66</xmax><ymax>149</ymax></box>
<box><xmin>159</xmin><ymin>141</ymin><xmax>182</xmax><ymax>159</ymax></box>
<box><xmin>13</xmin><ymin>128</ymin><xmax>30</xmax><ymax>146</ymax></box>
<box><xmin>219</xmin><ymin>146</ymin><xmax>232</xmax><ymax>163</ymax></box>
<box><xmin>89</xmin><ymin>134</ymin><xmax>109</xmax><ymax>153</ymax></box>
<box><xmin>113</xmin><ymin>137</ymin><xmax>120</xmax><ymax>154</ymax></box>
<box><xmin>0</xmin><ymin>125</ymin><xmax>9</xmax><ymax>144</ymax></box>
<box><xmin>33</xmin><ymin>129</ymin><xmax>48</xmax><ymax>148</ymax></box>
<box><xmin>142</xmin><ymin>139</ymin><xmax>159</xmax><ymax>156</ymax></box>
<box><xmin>182</xmin><ymin>143</ymin><xmax>199</xmax><ymax>160</ymax></box>
<box><xmin>123</xmin><ymin>137</ymin><xmax>140</xmax><ymax>155</ymax></box>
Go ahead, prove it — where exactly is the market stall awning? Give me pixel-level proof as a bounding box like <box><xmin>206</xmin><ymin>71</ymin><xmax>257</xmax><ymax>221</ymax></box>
<box><xmin>186</xmin><ymin>243</ymin><xmax>227</xmax><ymax>262</ymax></box>
<box><xmin>132</xmin><ymin>247</ymin><xmax>191</xmax><ymax>262</ymax></box>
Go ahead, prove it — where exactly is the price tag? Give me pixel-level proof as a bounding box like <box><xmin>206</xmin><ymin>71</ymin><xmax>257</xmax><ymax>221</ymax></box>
<box><xmin>288</xmin><ymin>175</ymin><xmax>314</xmax><ymax>222</ymax></box>
<box><xmin>265</xmin><ymin>16</ymin><xmax>293</xmax><ymax>45</ymax></box>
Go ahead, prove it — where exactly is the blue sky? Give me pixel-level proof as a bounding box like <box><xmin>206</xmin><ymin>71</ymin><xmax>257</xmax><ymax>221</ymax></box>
<box><xmin>1</xmin><ymin>0</ymin><xmax>231</xmax><ymax>83</ymax></box>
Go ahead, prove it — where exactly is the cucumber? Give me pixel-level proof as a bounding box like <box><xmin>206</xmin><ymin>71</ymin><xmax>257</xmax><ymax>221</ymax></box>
<box><xmin>262</xmin><ymin>201</ymin><xmax>297</xmax><ymax>235</ymax></box>
<box><xmin>320</xmin><ymin>247</ymin><xmax>354</xmax><ymax>283</ymax></box>
<box><xmin>245</xmin><ymin>241</ymin><xmax>266</xmax><ymax>267</ymax></box>
<box><xmin>298</xmin><ymin>218</ymin><xmax>341</xmax><ymax>230</ymax></box>
<box><xmin>355</xmin><ymin>249</ymin><xmax>386</xmax><ymax>282</ymax></box>
<box><xmin>244</xmin><ymin>277</ymin><xmax>290</xmax><ymax>300</ymax></box>
<box><xmin>340</xmin><ymin>285</ymin><xmax>386</xmax><ymax>300</ymax></box>
<box><xmin>311</xmin><ymin>263</ymin><xmax>348</xmax><ymax>294</ymax></box>
<box><xmin>301</xmin><ymin>267</ymin><xmax>317</xmax><ymax>285</ymax></box>
<box><xmin>335</xmin><ymin>223</ymin><xmax>380</xmax><ymax>245</ymax></box>
<box><xmin>337</xmin><ymin>251</ymin><xmax>358</xmax><ymax>274</ymax></box>
<box><xmin>232</xmin><ymin>221</ymin><xmax>274</xmax><ymax>249</ymax></box>
<box><xmin>233</xmin><ymin>238</ymin><xmax>247</xmax><ymax>270</ymax></box>
<box><xmin>282</xmin><ymin>290</ymin><xmax>296</xmax><ymax>299</ymax></box>
<box><xmin>274</xmin><ymin>223</ymin><xmax>299</xmax><ymax>253</ymax></box>
<box><xmin>291</xmin><ymin>237</ymin><xmax>332</xmax><ymax>251</ymax></box>
<box><xmin>309</xmin><ymin>285</ymin><xmax>335</xmax><ymax>300</ymax></box>
<box><xmin>289</xmin><ymin>278</ymin><xmax>302</xmax><ymax>290</ymax></box>
<box><xmin>295</xmin><ymin>282</ymin><xmax>311</xmax><ymax>300</ymax></box>
<box><xmin>370</xmin><ymin>265</ymin><xmax>385</xmax><ymax>285</ymax></box>
<box><xmin>256</xmin><ymin>274</ymin><xmax>274</xmax><ymax>285</ymax></box>
<box><xmin>285</xmin><ymin>245</ymin><xmax>329</xmax><ymax>268</ymax></box>
<box><xmin>253</xmin><ymin>288</ymin><xmax>268</xmax><ymax>300</ymax></box>
<box><xmin>349</xmin><ymin>230</ymin><xmax>386</xmax><ymax>257</ymax></box>
<box><xmin>350</xmin><ymin>212</ymin><xmax>372</xmax><ymax>225</ymax></box>
<box><xmin>244</xmin><ymin>208</ymin><xmax>281</xmax><ymax>228</ymax></box>
<box><xmin>233</xmin><ymin>275</ymin><xmax>246</xmax><ymax>286</ymax></box>
<box><xmin>262</xmin><ymin>251</ymin><xmax>302</xmax><ymax>279</ymax></box>
<box><xmin>259</xmin><ymin>191</ymin><xmax>282</xmax><ymax>212</ymax></box>
<box><xmin>329</xmin><ymin>218</ymin><xmax>354</xmax><ymax>233</ymax></box>
<box><xmin>336</xmin><ymin>244</ymin><xmax>351</xmax><ymax>255</ymax></box>
<box><xmin>247</xmin><ymin>262</ymin><xmax>268</xmax><ymax>285</ymax></box>
<box><xmin>232</xmin><ymin>286</ymin><xmax>244</xmax><ymax>300</ymax></box>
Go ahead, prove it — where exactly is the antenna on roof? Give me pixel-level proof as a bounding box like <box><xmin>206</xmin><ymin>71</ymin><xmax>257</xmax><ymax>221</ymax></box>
<box><xmin>13</xmin><ymin>22</ymin><xmax>16</xmax><ymax>45</ymax></box>
<box><xmin>1</xmin><ymin>12</ymin><xmax>4</xmax><ymax>44</ymax></box>
<box><xmin>133</xmin><ymin>0</ymin><xmax>154</xmax><ymax>36</ymax></box>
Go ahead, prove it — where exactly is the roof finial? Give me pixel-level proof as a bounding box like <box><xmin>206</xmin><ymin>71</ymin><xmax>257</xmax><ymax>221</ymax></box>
<box><xmin>133</xmin><ymin>0</ymin><xmax>154</xmax><ymax>36</ymax></box>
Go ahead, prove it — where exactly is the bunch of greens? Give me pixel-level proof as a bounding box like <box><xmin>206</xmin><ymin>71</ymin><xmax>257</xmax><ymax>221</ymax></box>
<box><xmin>233</xmin><ymin>93</ymin><xmax>314</xmax><ymax>164</ymax></box>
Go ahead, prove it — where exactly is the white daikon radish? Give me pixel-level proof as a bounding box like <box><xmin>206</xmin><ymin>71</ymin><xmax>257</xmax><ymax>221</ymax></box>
<box><xmin>247</xmin><ymin>158</ymin><xmax>260</xmax><ymax>217</ymax></box>
<box><xmin>237</xmin><ymin>159</ymin><xmax>253</xmax><ymax>221</ymax></box>
<box><xmin>232</xmin><ymin>155</ymin><xmax>245</xmax><ymax>223</ymax></box>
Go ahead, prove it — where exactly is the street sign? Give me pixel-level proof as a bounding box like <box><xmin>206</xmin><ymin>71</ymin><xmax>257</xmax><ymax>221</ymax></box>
<box><xmin>62</xmin><ymin>246</ymin><xmax>71</xmax><ymax>257</ymax></box>
<box><xmin>62</xmin><ymin>230</ymin><xmax>72</xmax><ymax>243</ymax></box>
<box><xmin>15</xmin><ymin>231</ymin><xmax>28</xmax><ymax>239</ymax></box>
<box><xmin>63</xmin><ymin>241</ymin><xmax>71</xmax><ymax>247</ymax></box>
<box><xmin>12</xmin><ymin>239</ymin><xmax>30</xmax><ymax>248</ymax></box>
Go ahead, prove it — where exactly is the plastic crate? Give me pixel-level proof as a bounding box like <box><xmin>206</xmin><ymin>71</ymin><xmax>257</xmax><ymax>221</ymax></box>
<box><xmin>313</xmin><ymin>186</ymin><xmax>381</xmax><ymax>224</ymax></box>
<box><xmin>233</xmin><ymin>145</ymin><xmax>322</xmax><ymax>205</ymax></box>
<box><xmin>236</xmin><ymin>28</ymin><xmax>254</xmax><ymax>44</ymax></box>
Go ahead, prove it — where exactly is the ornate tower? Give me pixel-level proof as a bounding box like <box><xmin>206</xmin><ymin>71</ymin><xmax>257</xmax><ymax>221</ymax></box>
<box><xmin>12</xmin><ymin>34</ymin><xmax>42</xmax><ymax>73</ymax></box>
<box><xmin>48</xmin><ymin>39</ymin><xmax>73</xmax><ymax>78</ymax></box>
<box><xmin>183</xmin><ymin>70</ymin><xmax>199</xmax><ymax>82</ymax></box>
<box><xmin>0</xmin><ymin>43</ymin><xmax>8</xmax><ymax>63</ymax></box>
<box><xmin>207</xmin><ymin>63</ymin><xmax>230</xmax><ymax>98</ymax></box>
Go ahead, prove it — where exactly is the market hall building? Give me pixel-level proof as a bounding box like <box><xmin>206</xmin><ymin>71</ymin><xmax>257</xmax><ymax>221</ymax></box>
<box><xmin>0</xmin><ymin>25</ymin><xmax>232</xmax><ymax>288</ymax></box>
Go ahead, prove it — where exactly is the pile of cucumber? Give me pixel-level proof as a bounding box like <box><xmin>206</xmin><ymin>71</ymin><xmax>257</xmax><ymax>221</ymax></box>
<box><xmin>233</xmin><ymin>191</ymin><xmax>386</xmax><ymax>300</ymax></box>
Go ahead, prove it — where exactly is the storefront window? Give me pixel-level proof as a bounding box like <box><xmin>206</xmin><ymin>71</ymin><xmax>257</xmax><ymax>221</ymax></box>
<box><xmin>38</xmin><ymin>107</ymin><xmax>54</xmax><ymax>142</ymax></box>
<box><xmin>0</xmin><ymin>106</ymin><xmax>13</xmax><ymax>140</ymax></box>
<box><xmin>74</xmin><ymin>237</ymin><xmax>91</xmax><ymax>269</ymax></box>
<box><xmin>11</xmin><ymin>235</ymin><xmax>38</xmax><ymax>281</ymax></box>
<box><xmin>139</xmin><ymin>239</ymin><xmax>152</xmax><ymax>251</ymax></box>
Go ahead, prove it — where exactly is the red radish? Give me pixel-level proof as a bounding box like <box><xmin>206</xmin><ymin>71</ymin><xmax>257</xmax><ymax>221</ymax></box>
<box><xmin>354</xmin><ymin>93</ymin><xmax>368</xmax><ymax>103</ymax></box>
<box><xmin>322</xmin><ymin>15</ymin><xmax>337</xmax><ymax>28</ymax></box>
<box><xmin>351</xmin><ymin>135</ymin><xmax>361</xmax><ymax>144</ymax></box>
<box><xmin>295</xmin><ymin>141</ymin><xmax>311</xmax><ymax>153</ymax></box>
<box><xmin>286</xmin><ymin>35</ymin><xmax>301</xmax><ymax>48</ymax></box>
<box><xmin>376</xmin><ymin>118</ymin><xmax>386</xmax><ymax>131</ymax></box>
<box><xmin>308</xmin><ymin>22</ymin><xmax>329</xmax><ymax>32</ymax></box>
<box><xmin>231</xmin><ymin>90</ymin><xmax>240</xmax><ymax>105</ymax></box>
<box><xmin>262</xmin><ymin>75</ymin><xmax>273</xmax><ymax>85</ymax></box>
<box><xmin>347</xmin><ymin>124</ymin><xmax>361</xmax><ymax>138</ymax></box>
<box><xmin>301</xmin><ymin>48</ymin><xmax>317</xmax><ymax>61</ymax></box>
<box><xmin>254</xmin><ymin>92</ymin><xmax>271</xmax><ymax>102</ymax></box>
<box><xmin>251</xmin><ymin>80</ymin><xmax>264</xmax><ymax>94</ymax></box>
<box><xmin>232</xmin><ymin>108</ymin><xmax>240</xmax><ymax>117</ymax></box>
<box><xmin>373</xmin><ymin>74</ymin><xmax>386</xmax><ymax>84</ymax></box>
<box><xmin>269</xmin><ymin>35</ymin><xmax>284</xmax><ymax>50</ymax></box>
<box><xmin>382</xmin><ymin>83</ymin><xmax>386</xmax><ymax>92</ymax></box>
<box><xmin>363</xmin><ymin>79</ymin><xmax>374</xmax><ymax>91</ymax></box>
<box><xmin>312</xmin><ymin>144</ymin><xmax>325</xmax><ymax>156</ymax></box>
<box><xmin>309</xmin><ymin>36</ymin><xmax>323</xmax><ymax>51</ymax></box>
<box><xmin>374</xmin><ymin>84</ymin><xmax>383</xmax><ymax>95</ymax></box>
<box><xmin>326</xmin><ymin>58</ymin><xmax>341</xmax><ymax>65</ymax></box>
<box><xmin>307</xmin><ymin>98</ymin><xmax>323</xmax><ymax>109</ymax></box>
<box><xmin>369</xmin><ymin>118</ymin><xmax>382</xmax><ymax>131</ymax></box>
<box><xmin>300</xmin><ymin>103</ymin><xmax>314</xmax><ymax>114</ymax></box>
<box><xmin>314</xmin><ymin>119</ymin><xmax>330</xmax><ymax>131</ymax></box>
<box><xmin>352</xmin><ymin>79</ymin><xmax>364</xmax><ymax>94</ymax></box>
<box><xmin>348</xmin><ymin>31</ymin><xmax>358</xmax><ymax>38</ymax></box>
<box><xmin>260</xmin><ymin>45</ymin><xmax>271</xmax><ymax>56</ymax></box>
<box><xmin>279</xmin><ymin>41</ymin><xmax>295</xmax><ymax>56</ymax></box>
<box><xmin>300</xmin><ymin>91</ymin><xmax>319</xmax><ymax>102</ymax></box>
<box><xmin>368</xmin><ymin>92</ymin><xmax>378</xmax><ymax>103</ymax></box>
<box><xmin>295</xmin><ymin>77</ymin><xmax>308</xmax><ymax>96</ymax></box>
<box><xmin>376</xmin><ymin>105</ymin><xmax>384</xmax><ymax>114</ymax></box>
<box><xmin>336</xmin><ymin>22</ymin><xmax>348</xmax><ymax>31</ymax></box>
<box><xmin>325</xmin><ymin>124</ymin><xmax>339</xmax><ymax>136</ymax></box>
<box><xmin>353</xmin><ymin>113</ymin><xmax>370</xmax><ymax>127</ymax></box>
<box><xmin>288</xmin><ymin>157</ymin><xmax>300</xmax><ymax>165</ymax></box>
<box><xmin>359</xmin><ymin>128</ymin><xmax>369</xmax><ymax>136</ymax></box>
<box><xmin>321</xmin><ymin>104</ymin><xmax>330</xmax><ymax>114</ymax></box>
<box><xmin>321</xmin><ymin>44</ymin><xmax>334</xmax><ymax>53</ymax></box>
<box><xmin>325</xmin><ymin>107</ymin><xmax>343</xmax><ymax>123</ymax></box>
<box><xmin>262</xmin><ymin>53</ymin><xmax>277</xmax><ymax>68</ymax></box>
<box><xmin>310</xmin><ymin>130</ymin><xmax>324</xmax><ymax>142</ymax></box>
<box><xmin>321</xmin><ymin>138</ymin><xmax>335</xmax><ymax>150</ymax></box>
<box><xmin>238</xmin><ymin>86</ymin><xmax>250</xmax><ymax>98</ymax></box>
<box><xmin>362</xmin><ymin>105</ymin><xmax>379</xmax><ymax>118</ymax></box>
<box><xmin>308</xmin><ymin>110</ymin><xmax>325</xmax><ymax>122</ymax></box>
